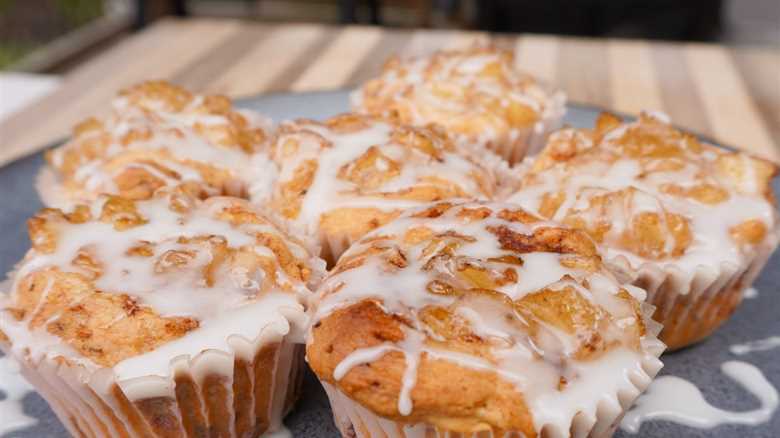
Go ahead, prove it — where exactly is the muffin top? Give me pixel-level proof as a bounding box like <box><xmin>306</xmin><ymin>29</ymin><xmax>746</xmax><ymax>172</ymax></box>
<box><xmin>352</xmin><ymin>46</ymin><xmax>564</xmax><ymax>149</ymax></box>
<box><xmin>0</xmin><ymin>187</ymin><xmax>323</xmax><ymax>394</ymax></box>
<box><xmin>307</xmin><ymin>201</ymin><xmax>663</xmax><ymax>436</ymax></box>
<box><xmin>43</xmin><ymin>81</ymin><xmax>275</xmax><ymax>207</ymax></box>
<box><xmin>268</xmin><ymin>113</ymin><xmax>502</xmax><ymax>245</ymax></box>
<box><xmin>507</xmin><ymin>112</ymin><xmax>779</xmax><ymax>275</ymax></box>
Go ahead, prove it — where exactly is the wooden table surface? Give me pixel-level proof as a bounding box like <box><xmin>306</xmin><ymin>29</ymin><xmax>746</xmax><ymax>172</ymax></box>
<box><xmin>1</xmin><ymin>18</ymin><xmax>779</xmax><ymax>167</ymax></box>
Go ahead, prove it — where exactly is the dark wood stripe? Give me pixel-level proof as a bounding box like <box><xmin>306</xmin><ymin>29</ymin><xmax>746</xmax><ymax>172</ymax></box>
<box><xmin>729</xmin><ymin>48</ymin><xmax>780</xmax><ymax>153</ymax></box>
<box><xmin>262</xmin><ymin>27</ymin><xmax>340</xmax><ymax>93</ymax></box>
<box><xmin>557</xmin><ymin>38</ymin><xmax>611</xmax><ymax>108</ymax></box>
<box><xmin>489</xmin><ymin>34</ymin><xmax>516</xmax><ymax>51</ymax></box>
<box><xmin>346</xmin><ymin>29</ymin><xmax>414</xmax><ymax>85</ymax></box>
<box><xmin>650</xmin><ymin>43</ymin><xmax>713</xmax><ymax>136</ymax></box>
<box><xmin>171</xmin><ymin>24</ymin><xmax>274</xmax><ymax>91</ymax></box>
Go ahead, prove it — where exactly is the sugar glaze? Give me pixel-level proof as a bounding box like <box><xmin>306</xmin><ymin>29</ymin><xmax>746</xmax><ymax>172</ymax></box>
<box><xmin>621</xmin><ymin>361</ymin><xmax>778</xmax><ymax>433</ymax></box>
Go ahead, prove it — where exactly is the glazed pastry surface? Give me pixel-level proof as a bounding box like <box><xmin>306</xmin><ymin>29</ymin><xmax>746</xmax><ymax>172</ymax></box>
<box><xmin>353</xmin><ymin>46</ymin><xmax>565</xmax><ymax>160</ymax></box>
<box><xmin>508</xmin><ymin>112</ymin><xmax>779</xmax><ymax>277</ymax></box>
<box><xmin>268</xmin><ymin>113</ymin><xmax>504</xmax><ymax>261</ymax></box>
<box><xmin>307</xmin><ymin>201</ymin><xmax>664</xmax><ymax>436</ymax></box>
<box><xmin>0</xmin><ymin>187</ymin><xmax>323</xmax><ymax>394</ymax></box>
<box><xmin>43</xmin><ymin>81</ymin><xmax>275</xmax><ymax>207</ymax></box>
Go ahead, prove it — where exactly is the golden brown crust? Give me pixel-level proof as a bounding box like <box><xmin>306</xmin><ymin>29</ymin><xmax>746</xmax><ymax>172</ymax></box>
<box><xmin>308</xmin><ymin>301</ymin><xmax>536</xmax><ymax>436</ymax></box>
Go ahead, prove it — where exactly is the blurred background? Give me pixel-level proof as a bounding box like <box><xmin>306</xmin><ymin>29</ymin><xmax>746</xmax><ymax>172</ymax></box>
<box><xmin>0</xmin><ymin>0</ymin><xmax>777</xmax><ymax>72</ymax></box>
<box><xmin>0</xmin><ymin>0</ymin><xmax>777</xmax><ymax>122</ymax></box>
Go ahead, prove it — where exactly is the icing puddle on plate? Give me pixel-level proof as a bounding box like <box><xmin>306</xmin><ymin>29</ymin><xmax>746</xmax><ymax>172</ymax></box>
<box><xmin>730</xmin><ymin>336</ymin><xmax>780</xmax><ymax>356</ymax></box>
<box><xmin>743</xmin><ymin>287</ymin><xmax>759</xmax><ymax>299</ymax></box>
<box><xmin>0</xmin><ymin>356</ymin><xmax>37</xmax><ymax>436</ymax></box>
<box><xmin>621</xmin><ymin>360</ymin><xmax>778</xmax><ymax>433</ymax></box>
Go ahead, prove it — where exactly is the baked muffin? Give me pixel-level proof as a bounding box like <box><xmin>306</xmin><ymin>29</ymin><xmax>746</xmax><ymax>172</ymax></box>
<box><xmin>39</xmin><ymin>80</ymin><xmax>276</xmax><ymax>208</ymax></box>
<box><xmin>0</xmin><ymin>187</ymin><xmax>325</xmax><ymax>437</ymax></box>
<box><xmin>507</xmin><ymin>112</ymin><xmax>779</xmax><ymax>350</ymax></box>
<box><xmin>267</xmin><ymin>113</ymin><xmax>507</xmax><ymax>265</ymax></box>
<box><xmin>307</xmin><ymin>201</ymin><xmax>664</xmax><ymax>438</ymax></box>
<box><xmin>352</xmin><ymin>46</ymin><xmax>566</xmax><ymax>164</ymax></box>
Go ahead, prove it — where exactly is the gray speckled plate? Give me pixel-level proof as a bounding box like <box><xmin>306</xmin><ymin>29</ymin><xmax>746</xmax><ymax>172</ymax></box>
<box><xmin>1</xmin><ymin>90</ymin><xmax>778</xmax><ymax>438</ymax></box>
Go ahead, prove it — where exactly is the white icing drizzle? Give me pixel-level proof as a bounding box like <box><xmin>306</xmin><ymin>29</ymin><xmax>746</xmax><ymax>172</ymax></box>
<box><xmin>352</xmin><ymin>46</ymin><xmax>566</xmax><ymax>151</ymax></box>
<box><xmin>46</xmin><ymin>82</ymin><xmax>275</xmax><ymax>207</ymax></box>
<box><xmin>261</xmin><ymin>424</ymin><xmax>292</xmax><ymax>438</ymax></box>
<box><xmin>271</xmin><ymin>116</ymin><xmax>497</xmax><ymax>234</ymax></box>
<box><xmin>0</xmin><ymin>193</ymin><xmax>322</xmax><ymax>390</ymax></box>
<box><xmin>315</xmin><ymin>201</ymin><xmax>664</xmax><ymax>434</ymax></box>
<box><xmin>507</xmin><ymin>115</ymin><xmax>780</xmax><ymax>287</ymax></box>
<box><xmin>0</xmin><ymin>356</ymin><xmax>37</xmax><ymax>435</ymax></box>
<box><xmin>743</xmin><ymin>287</ymin><xmax>759</xmax><ymax>299</ymax></box>
<box><xmin>730</xmin><ymin>336</ymin><xmax>780</xmax><ymax>355</ymax></box>
<box><xmin>621</xmin><ymin>361</ymin><xmax>778</xmax><ymax>433</ymax></box>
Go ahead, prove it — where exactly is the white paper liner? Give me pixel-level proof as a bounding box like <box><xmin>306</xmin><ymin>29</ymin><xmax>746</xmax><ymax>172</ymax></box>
<box><xmin>477</xmin><ymin>90</ymin><xmax>566</xmax><ymax>166</ymax></box>
<box><xmin>1</xmin><ymin>326</ymin><xmax>305</xmax><ymax>438</ymax></box>
<box><xmin>316</xmin><ymin>302</ymin><xmax>664</xmax><ymax>438</ymax></box>
<box><xmin>607</xmin><ymin>226</ymin><xmax>779</xmax><ymax>350</ymax></box>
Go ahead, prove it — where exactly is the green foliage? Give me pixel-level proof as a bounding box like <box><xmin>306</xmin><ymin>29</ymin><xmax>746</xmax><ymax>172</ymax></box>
<box><xmin>54</xmin><ymin>0</ymin><xmax>104</xmax><ymax>26</ymax></box>
<box><xmin>0</xmin><ymin>43</ymin><xmax>35</xmax><ymax>70</ymax></box>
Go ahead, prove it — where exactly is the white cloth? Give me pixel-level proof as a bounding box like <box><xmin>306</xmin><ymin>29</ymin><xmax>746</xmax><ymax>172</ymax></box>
<box><xmin>0</xmin><ymin>72</ymin><xmax>61</xmax><ymax>122</ymax></box>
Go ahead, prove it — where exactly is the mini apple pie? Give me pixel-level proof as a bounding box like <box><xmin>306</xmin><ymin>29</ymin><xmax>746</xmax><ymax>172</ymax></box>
<box><xmin>0</xmin><ymin>187</ymin><xmax>325</xmax><ymax>437</ymax></box>
<box><xmin>39</xmin><ymin>81</ymin><xmax>276</xmax><ymax>208</ymax></box>
<box><xmin>267</xmin><ymin>113</ymin><xmax>508</xmax><ymax>264</ymax></box>
<box><xmin>507</xmin><ymin>112</ymin><xmax>779</xmax><ymax>349</ymax></box>
<box><xmin>307</xmin><ymin>201</ymin><xmax>664</xmax><ymax>438</ymax></box>
<box><xmin>352</xmin><ymin>46</ymin><xmax>566</xmax><ymax>164</ymax></box>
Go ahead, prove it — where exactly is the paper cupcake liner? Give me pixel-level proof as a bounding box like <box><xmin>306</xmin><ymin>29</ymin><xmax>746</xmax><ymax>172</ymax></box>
<box><xmin>476</xmin><ymin>91</ymin><xmax>566</xmax><ymax>166</ymax></box>
<box><xmin>2</xmin><ymin>330</ymin><xmax>305</xmax><ymax>438</ymax></box>
<box><xmin>317</xmin><ymin>305</ymin><xmax>664</xmax><ymax>438</ymax></box>
<box><xmin>608</xmin><ymin>231</ymin><xmax>778</xmax><ymax>351</ymax></box>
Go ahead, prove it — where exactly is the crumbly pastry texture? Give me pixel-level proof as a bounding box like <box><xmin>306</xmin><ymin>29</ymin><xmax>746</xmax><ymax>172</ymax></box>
<box><xmin>0</xmin><ymin>187</ymin><xmax>325</xmax><ymax>437</ymax></box>
<box><xmin>507</xmin><ymin>112</ymin><xmax>779</xmax><ymax>349</ymax></box>
<box><xmin>352</xmin><ymin>46</ymin><xmax>566</xmax><ymax>164</ymax></box>
<box><xmin>268</xmin><ymin>113</ymin><xmax>506</xmax><ymax>264</ymax></box>
<box><xmin>40</xmin><ymin>80</ymin><xmax>276</xmax><ymax>208</ymax></box>
<box><xmin>307</xmin><ymin>201</ymin><xmax>664</xmax><ymax>438</ymax></box>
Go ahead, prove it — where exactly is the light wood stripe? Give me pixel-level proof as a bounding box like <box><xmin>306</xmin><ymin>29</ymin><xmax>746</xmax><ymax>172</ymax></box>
<box><xmin>557</xmin><ymin>38</ymin><xmax>611</xmax><ymax>108</ymax></box>
<box><xmin>291</xmin><ymin>26</ymin><xmax>384</xmax><ymax>92</ymax></box>
<box><xmin>446</xmin><ymin>31</ymin><xmax>489</xmax><ymax>49</ymax></box>
<box><xmin>650</xmin><ymin>43</ymin><xmax>712</xmax><ymax>137</ymax></box>
<box><xmin>730</xmin><ymin>48</ymin><xmax>780</xmax><ymax>155</ymax></box>
<box><xmin>685</xmin><ymin>44</ymin><xmax>778</xmax><ymax>160</ymax></box>
<box><xmin>172</xmin><ymin>24</ymin><xmax>272</xmax><ymax>92</ymax></box>
<box><xmin>515</xmin><ymin>35</ymin><xmax>559</xmax><ymax>85</ymax></box>
<box><xmin>206</xmin><ymin>24</ymin><xmax>329</xmax><ymax>96</ymax></box>
<box><xmin>346</xmin><ymin>29</ymin><xmax>413</xmax><ymax>85</ymax></box>
<box><xmin>403</xmin><ymin>29</ymin><xmax>460</xmax><ymax>56</ymax></box>
<box><xmin>607</xmin><ymin>40</ymin><xmax>664</xmax><ymax>115</ymax></box>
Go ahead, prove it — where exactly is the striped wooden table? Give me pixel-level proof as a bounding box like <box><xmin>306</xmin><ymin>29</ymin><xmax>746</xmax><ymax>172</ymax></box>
<box><xmin>1</xmin><ymin>18</ymin><xmax>778</xmax><ymax>167</ymax></box>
